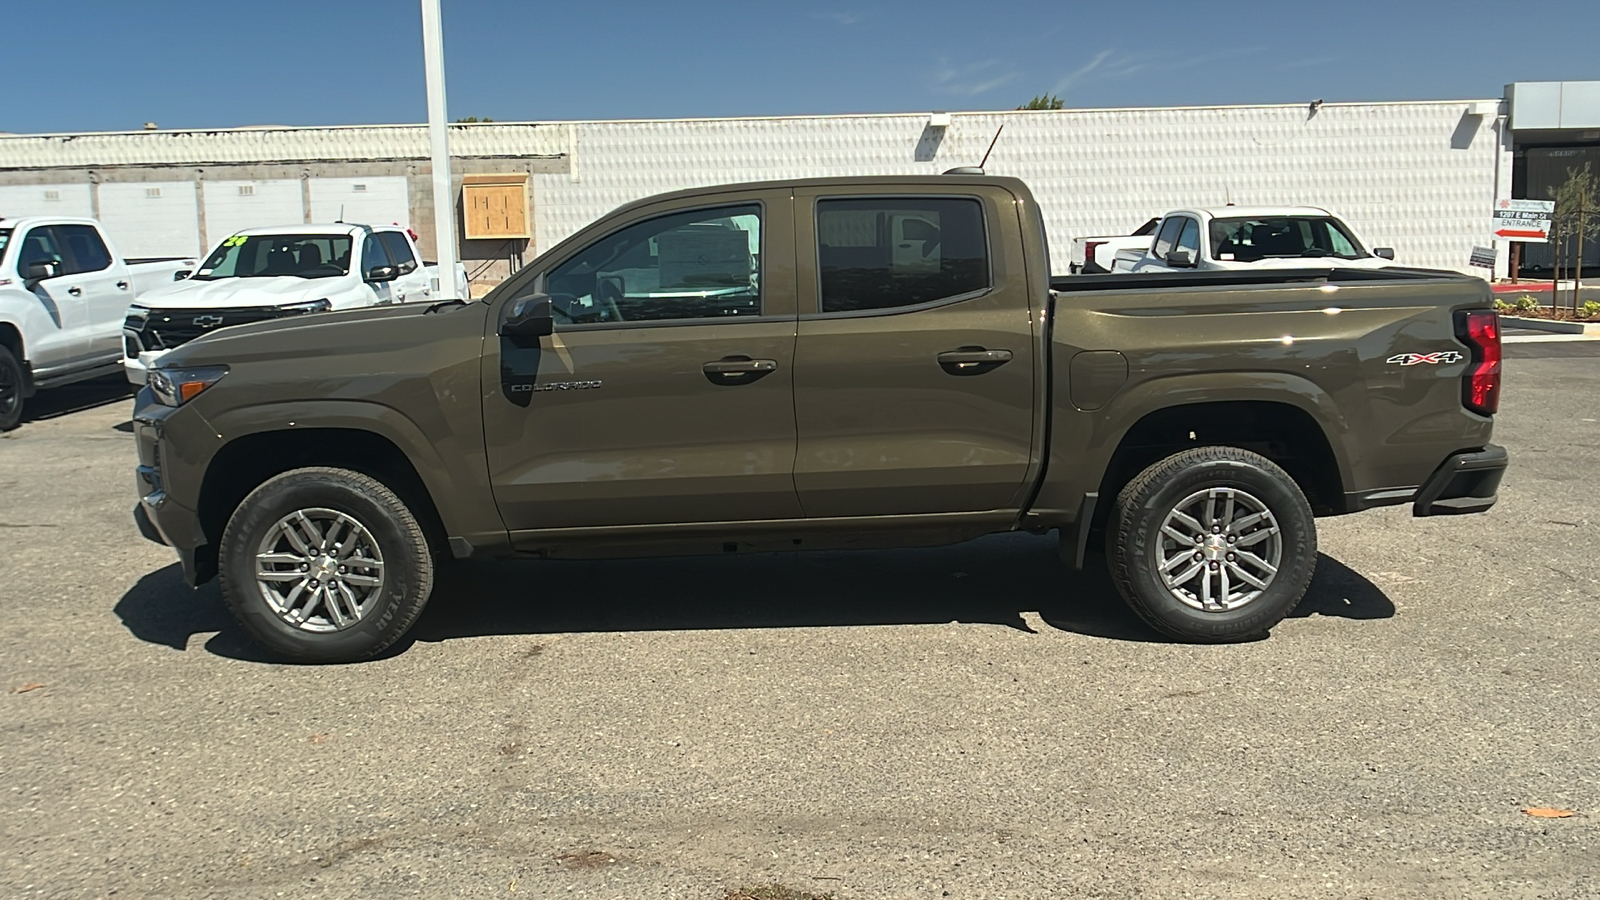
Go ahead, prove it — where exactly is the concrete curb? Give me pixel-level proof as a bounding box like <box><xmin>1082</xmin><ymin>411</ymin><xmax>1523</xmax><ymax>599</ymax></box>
<box><xmin>1500</xmin><ymin>316</ymin><xmax>1590</xmax><ymax>335</ymax></box>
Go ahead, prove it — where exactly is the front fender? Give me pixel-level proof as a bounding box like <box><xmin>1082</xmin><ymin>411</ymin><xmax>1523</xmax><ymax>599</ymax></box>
<box><xmin>198</xmin><ymin>399</ymin><xmax>507</xmax><ymax>551</ymax></box>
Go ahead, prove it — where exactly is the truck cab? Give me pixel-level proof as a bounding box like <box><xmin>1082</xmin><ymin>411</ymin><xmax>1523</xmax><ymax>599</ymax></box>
<box><xmin>0</xmin><ymin>216</ymin><xmax>193</xmax><ymax>430</ymax></box>
<box><xmin>1111</xmin><ymin>207</ymin><xmax>1397</xmax><ymax>273</ymax></box>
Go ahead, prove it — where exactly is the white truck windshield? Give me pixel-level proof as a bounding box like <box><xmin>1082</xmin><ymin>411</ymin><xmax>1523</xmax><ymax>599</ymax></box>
<box><xmin>194</xmin><ymin>233</ymin><xmax>353</xmax><ymax>280</ymax></box>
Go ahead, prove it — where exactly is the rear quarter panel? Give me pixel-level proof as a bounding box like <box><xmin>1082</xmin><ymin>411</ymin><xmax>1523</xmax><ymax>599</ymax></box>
<box><xmin>1038</xmin><ymin>273</ymin><xmax>1497</xmax><ymax>516</ymax></box>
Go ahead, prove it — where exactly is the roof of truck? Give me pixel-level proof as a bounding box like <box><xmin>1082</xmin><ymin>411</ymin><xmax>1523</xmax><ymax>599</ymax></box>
<box><xmin>1175</xmin><ymin>206</ymin><xmax>1335</xmax><ymax>220</ymax></box>
<box><xmin>226</xmin><ymin>223</ymin><xmax>404</xmax><ymax>237</ymax></box>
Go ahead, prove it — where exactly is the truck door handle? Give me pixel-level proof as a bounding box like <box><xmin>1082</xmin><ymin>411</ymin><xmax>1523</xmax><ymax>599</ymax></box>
<box><xmin>938</xmin><ymin>347</ymin><xmax>1012</xmax><ymax>375</ymax></box>
<box><xmin>703</xmin><ymin>356</ymin><xmax>777</xmax><ymax>386</ymax></box>
<box><xmin>116</xmin><ymin>280</ymin><xmax>130</xmax><ymax>290</ymax></box>
<box><xmin>67</xmin><ymin>286</ymin><xmax>82</xmax><ymax>296</ymax></box>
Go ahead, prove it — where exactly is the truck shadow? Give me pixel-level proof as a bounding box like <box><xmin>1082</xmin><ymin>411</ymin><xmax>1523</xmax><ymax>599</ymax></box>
<box><xmin>113</xmin><ymin>533</ymin><xmax>1395</xmax><ymax>662</ymax></box>
<box><xmin>20</xmin><ymin>374</ymin><xmax>136</xmax><ymax>425</ymax></box>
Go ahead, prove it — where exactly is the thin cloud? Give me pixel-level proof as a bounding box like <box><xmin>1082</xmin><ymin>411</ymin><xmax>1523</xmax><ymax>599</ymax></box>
<box><xmin>813</xmin><ymin>10</ymin><xmax>862</xmax><ymax>25</ymax></box>
<box><xmin>1053</xmin><ymin>47</ymin><xmax>1267</xmax><ymax>97</ymax></box>
<box><xmin>1282</xmin><ymin>55</ymin><xmax>1337</xmax><ymax>70</ymax></box>
<box><xmin>933</xmin><ymin>58</ymin><xmax>1023</xmax><ymax>98</ymax></box>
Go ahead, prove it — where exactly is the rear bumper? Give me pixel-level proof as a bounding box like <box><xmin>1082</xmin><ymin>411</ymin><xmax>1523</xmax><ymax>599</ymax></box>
<box><xmin>1412</xmin><ymin>444</ymin><xmax>1508</xmax><ymax>517</ymax></box>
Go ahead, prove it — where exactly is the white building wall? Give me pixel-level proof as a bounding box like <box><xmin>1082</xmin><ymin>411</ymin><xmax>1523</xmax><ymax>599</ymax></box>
<box><xmin>0</xmin><ymin>183</ymin><xmax>93</xmax><ymax>218</ymax></box>
<box><xmin>533</xmin><ymin>101</ymin><xmax>1504</xmax><ymax>274</ymax></box>
<box><xmin>96</xmin><ymin>181</ymin><xmax>202</xmax><ymax>257</ymax></box>
<box><xmin>204</xmin><ymin>179</ymin><xmax>304</xmax><ymax>248</ymax></box>
<box><xmin>308</xmin><ymin>176</ymin><xmax>409</xmax><ymax>228</ymax></box>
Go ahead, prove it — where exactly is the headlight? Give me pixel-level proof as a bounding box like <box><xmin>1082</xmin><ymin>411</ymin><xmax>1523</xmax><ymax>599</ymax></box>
<box><xmin>148</xmin><ymin>365</ymin><xmax>228</xmax><ymax>407</ymax></box>
<box><xmin>279</xmin><ymin>298</ymin><xmax>332</xmax><ymax>315</ymax></box>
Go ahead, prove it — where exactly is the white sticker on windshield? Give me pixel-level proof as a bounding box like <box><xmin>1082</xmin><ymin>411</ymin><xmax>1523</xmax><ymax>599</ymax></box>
<box><xmin>197</xmin><ymin>268</ymin><xmax>213</xmax><ymax>275</ymax></box>
<box><xmin>1219</xmin><ymin>253</ymin><xmax>1235</xmax><ymax>261</ymax></box>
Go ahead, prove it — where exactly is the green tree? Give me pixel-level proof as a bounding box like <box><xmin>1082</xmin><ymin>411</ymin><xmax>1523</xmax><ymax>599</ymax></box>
<box><xmin>1551</xmin><ymin>163</ymin><xmax>1600</xmax><ymax>312</ymax></box>
<box><xmin>1017</xmin><ymin>94</ymin><xmax>1064</xmax><ymax>110</ymax></box>
<box><xmin>454</xmin><ymin>116</ymin><xmax>495</xmax><ymax>123</ymax></box>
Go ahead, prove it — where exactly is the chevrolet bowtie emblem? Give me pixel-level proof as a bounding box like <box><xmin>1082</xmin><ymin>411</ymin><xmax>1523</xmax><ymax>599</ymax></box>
<box><xmin>193</xmin><ymin>315</ymin><xmax>224</xmax><ymax>327</ymax></box>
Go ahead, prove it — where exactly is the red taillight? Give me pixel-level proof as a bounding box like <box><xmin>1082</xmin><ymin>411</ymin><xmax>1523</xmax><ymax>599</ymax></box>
<box><xmin>1083</xmin><ymin>241</ymin><xmax>1105</xmax><ymax>270</ymax></box>
<box><xmin>1458</xmin><ymin>310</ymin><xmax>1501</xmax><ymax>415</ymax></box>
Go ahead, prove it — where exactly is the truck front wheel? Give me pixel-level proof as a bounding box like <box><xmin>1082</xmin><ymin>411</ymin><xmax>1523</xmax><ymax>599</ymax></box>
<box><xmin>219</xmin><ymin>467</ymin><xmax>435</xmax><ymax>663</ymax></box>
<box><xmin>1107</xmin><ymin>447</ymin><xmax>1316</xmax><ymax>642</ymax></box>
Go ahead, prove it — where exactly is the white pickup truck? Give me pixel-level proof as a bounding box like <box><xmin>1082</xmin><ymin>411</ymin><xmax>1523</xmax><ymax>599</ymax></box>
<box><xmin>123</xmin><ymin>223</ymin><xmax>469</xmax><ymax>385</ymax></box>
<box><xmin>1109</xmin><ymin>206</ymin><xmax>1396</xmax><ymax>274</ymax></box>
<box><xmin>1067</xmin><ymin>216</ymin><xmax>1160</xmax><ymax>274</ymax></box>
<box><xmin>0</xmin><ymin>217</ymin><xmax>195</xmax><ymax>430</ymax></box>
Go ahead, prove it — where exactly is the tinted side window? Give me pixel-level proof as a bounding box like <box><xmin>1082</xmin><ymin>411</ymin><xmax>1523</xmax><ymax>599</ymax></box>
<box><xmin>816</xmin><ymin>197</ymin><xmax>988</xmax><ymax>313</ymax></box>
<box><xmin>57</xmin><ymin>224</ymin><xmax>113</xmax><ymax>274</ymax></box>
<box><xmin>379</xmin><ymin>231</ymin><xmax>417</xmax><ymax>273</ymax></box>
<box><xmin>16</xmin><ymin>226</ymin><xmax>65</xmax><ymax>273</ymax></box>
<box><xmin>546</xmin><ymin>204</ymin><xmax>761</xmax><ymax>325</ymax></box>
<box><xmin>1150</xmin><ymin>217</ymin><xmax>1182</xmax><ymax>260</ymax></box>
<box><xmin>1174</xmin><ymin>218</ymin><xmax>1200</xmax><ymax>258</ymax></box>
<box><xmin>362</xmin><ymin>234</ymin><xmax>393</xmax><ymax>273</ymax></box>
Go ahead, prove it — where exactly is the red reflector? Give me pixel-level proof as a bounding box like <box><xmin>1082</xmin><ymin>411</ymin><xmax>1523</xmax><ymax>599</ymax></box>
<box><xmin>1460</xmin><ymin>310</ymin><xmax>1501</xmax><ymax>415</ymax></box>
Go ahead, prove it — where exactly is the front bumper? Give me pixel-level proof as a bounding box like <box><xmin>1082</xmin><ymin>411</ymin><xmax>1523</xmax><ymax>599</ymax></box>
<box><xmin>1412</xmin><ymin>445</ymin><xmax>1508</xmax><ymax>517</ymax></box>
<box><xmin>132</xmin><ymin>402</ymin><xmax>214</xmax><ymax>585</ymax></box>
<box><xmin>122</xmin><ymin>349</ymin><xmax>170</xmax><ymax>386</ymax></box>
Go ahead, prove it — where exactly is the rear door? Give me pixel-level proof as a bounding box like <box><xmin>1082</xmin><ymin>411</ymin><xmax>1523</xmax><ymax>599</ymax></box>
<box><xmin>54</xmin><ymin>224</ymin><xmax>129</xmax><ymax>359</ymax></box>
<box><xmin>791</xmin><ymin>185</ymin><xmax>1037</xmax><ymax>517</ymax></box>
<box><xmin>482</xmin><ymin>187</ymin><xmax>802</xmax><ymax>534</ymax></box>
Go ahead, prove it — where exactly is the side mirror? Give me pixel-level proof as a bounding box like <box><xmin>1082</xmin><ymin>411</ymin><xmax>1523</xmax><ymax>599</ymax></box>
<box><xmin>1373</xmin><ymin>247</ymin><xmax>1395</xmax><ymax>260</ymax></box>
<box><xmin>173</xmin><ymin>269</ymin><xmax>192</xmax><ymax>281</ymax></box>
<box><xmin>501</xmin><ymin>293</ymin><xmax>554</xmax><ymax>339</ymax></box>
<box><xmin>366</xmin><ymin>264</ymin><xmax>399</xmax><ymax>283</ymax></box>
<box><xmin>1165</xmin><ymin>250</ymin><xmax>1195</xmax><ymax>268</ymax></box>
<box><xmin>24</xmin><ymin>261</ymin><xmax>58</xmax><ymax>286</ymax></box>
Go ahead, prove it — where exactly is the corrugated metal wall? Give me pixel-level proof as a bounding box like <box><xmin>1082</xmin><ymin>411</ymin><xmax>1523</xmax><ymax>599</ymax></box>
<box><xmin>0</xmin><ymin>100</ymin><xmax>1506</xmax><ymax>275</ymax></box>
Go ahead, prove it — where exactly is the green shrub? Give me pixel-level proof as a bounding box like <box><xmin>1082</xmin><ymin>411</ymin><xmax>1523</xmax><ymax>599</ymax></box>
<box><xmin>1583</xmin><ymin>300</ymin><xmax>1600</xmax><ymax>318</ymax></box>
<box><xmin>1494</xmin><ymin>298</ymin><xmax>1515</xmax><ymax>312</ymax></box>
<box><xmin>1515</xmin><ymin>293</ymin><xmax>1540</xmax><ymax>312</ymax></box>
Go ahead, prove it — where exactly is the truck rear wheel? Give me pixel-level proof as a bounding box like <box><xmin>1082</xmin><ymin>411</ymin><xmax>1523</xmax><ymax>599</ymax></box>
<box><xmin>0</xmin><ymin>344</ymin><xmax>24</xmax><ymax>431</ymax></box>
<box><xmin>1107</xmin><ymin>446</ymin><xmax>1316</xmax><ymax>642</ymax></box>
<box><xmin>219</xmin><ymin>467</ymin><xmax>434</xmax><ymax>663</ymax></box>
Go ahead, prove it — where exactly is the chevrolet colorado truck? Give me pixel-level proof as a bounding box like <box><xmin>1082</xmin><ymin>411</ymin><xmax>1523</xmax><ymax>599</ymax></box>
<box><xmin>130</xmin><ymin>175</ymin><xmax>1506</xmax><ymax>663</ymax></box>
<box><xmin>0</xmin><ymin>217</ymin><xmax>195</xmax><ymax>430</ymax></box>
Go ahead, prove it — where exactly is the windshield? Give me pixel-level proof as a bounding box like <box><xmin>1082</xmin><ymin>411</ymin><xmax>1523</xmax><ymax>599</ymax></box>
<box><xmin>193</xmin><ymin>233</ymin><xmax>353</xmax><ymax>280</ymax></box>
<box><xmin>1208</xmin><ymin>216</ymin><xmax>1367</xmax><ymax>261</ymax></box>
<box><xmin>0</xmin><ymin>229</ymin><xmax>11</xmax><ymax>260</ymax></box>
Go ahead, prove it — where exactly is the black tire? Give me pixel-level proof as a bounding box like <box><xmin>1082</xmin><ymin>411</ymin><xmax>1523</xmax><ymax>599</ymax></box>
<box><xmin>219</xmin><ymin>467</ymin><xmax>434</xmax><ymax>663</ymax></box>
<box><xmin>0</xmin><ymin>344</ymin><xmax>24</xmax><ymax>432</ymax></box>
<box><xmin>1107</xmin><ymin>446</ymin><xmax>1316</xmax><ymax>642</ymax></box>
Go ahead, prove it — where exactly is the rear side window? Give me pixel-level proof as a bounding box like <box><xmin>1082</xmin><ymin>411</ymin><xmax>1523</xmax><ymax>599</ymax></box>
<box><xmin>56</xmin><ymin>224</ymin><xmax>113</xmax><ymax>274</ymax></box>
<box><xmin>816</xmin><ymin>197</ymin><xmax>989</xmax><ymax>313</ymax></box>
<box><xmin>378</xmin><ymin>231</ymin><xmax>417</xmax><ymax>273</ymax></box>
<box><xmin>1150</xmin><ymin>217</ymin><xmax>1182</xmax><ymax>260</ymax></box>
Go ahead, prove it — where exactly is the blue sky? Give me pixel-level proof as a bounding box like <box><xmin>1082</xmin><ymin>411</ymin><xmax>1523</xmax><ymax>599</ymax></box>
<box><xmin>5</xmin><ymin>0</ymin><xmax>1597</xmax><ymax>133</ymax></box>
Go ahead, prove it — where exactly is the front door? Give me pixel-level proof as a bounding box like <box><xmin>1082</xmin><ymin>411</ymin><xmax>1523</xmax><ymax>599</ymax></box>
<box><xmin>482</xmin><ymin>190</ymin><xmax>802</xmax><ymax>535</ymax></box>
<box><xmin>13</xmin><ymin>225</ymin><xmax>88</xmax><ymax>368</ymax></box>
<box><xmin>377</xmin><ymin>230</ymin><xmax>432</xmax><ymax>304</ymax></box>
<box><xmin>791</xmin><ymin>187</ymin><xmax>1038</xmax><ymax>517</ymax></box>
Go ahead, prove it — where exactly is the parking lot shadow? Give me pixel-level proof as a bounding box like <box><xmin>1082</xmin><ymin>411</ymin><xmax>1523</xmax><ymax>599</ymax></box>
<box><xmin>22</xmin><ymin>374</ymin><xmax>135</xmax><ymax>424</ymax></box>
<box><xmin>112</xmin><ymin>535</ymin><xmax>1395</xmax><ymax>661</ymax></box>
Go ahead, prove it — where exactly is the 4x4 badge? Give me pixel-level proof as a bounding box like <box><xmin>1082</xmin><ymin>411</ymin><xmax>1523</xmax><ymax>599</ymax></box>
<box><xmin>1387</xmin><ymin>351</ymin><xmax>1463</xmax><ymax>366</ymax></box>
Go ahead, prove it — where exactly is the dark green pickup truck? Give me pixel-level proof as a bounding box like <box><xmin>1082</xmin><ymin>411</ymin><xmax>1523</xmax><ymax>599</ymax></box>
<box><xmin>131</xmin><ymin>175</ymin><xmax>1506</xmax><ymax>662</ymax></box>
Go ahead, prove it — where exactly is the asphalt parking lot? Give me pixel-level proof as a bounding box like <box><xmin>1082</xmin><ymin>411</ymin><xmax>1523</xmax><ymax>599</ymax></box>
<box><xmin>3</xmin><ymin>347</ymin><xmax>1598</xmax><ymax>900</ymax></box>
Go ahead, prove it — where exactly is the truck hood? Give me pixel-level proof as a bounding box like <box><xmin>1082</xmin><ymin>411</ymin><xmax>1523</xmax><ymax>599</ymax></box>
<box><xmin>136</xmin><ymin>275</ymin><xmax>345</xmax><ymax>309</ymax></box>
<box><xmin>156</xmin><ymin>299</ymin><xmax>490</xmax><ymax>373</ymax></box>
